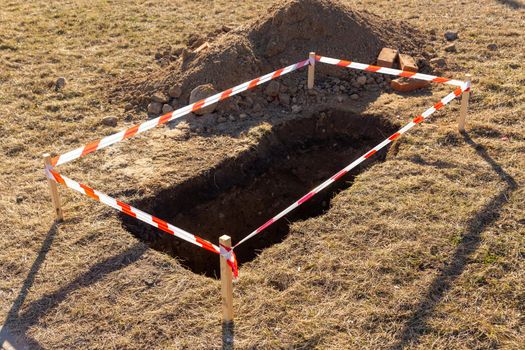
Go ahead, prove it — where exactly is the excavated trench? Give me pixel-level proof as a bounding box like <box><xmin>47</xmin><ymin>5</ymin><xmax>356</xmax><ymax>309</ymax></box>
<box><xmin>121</xmin><ymin>109</ymin><xmax>398</xmax><ymax>278</ymax></box>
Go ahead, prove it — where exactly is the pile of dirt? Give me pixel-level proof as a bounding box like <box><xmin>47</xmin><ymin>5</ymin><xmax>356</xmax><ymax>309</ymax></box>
<box><xmin>112</xmin><ymin>0</ymin><xmax>430</xmax><ymax>112</ymax></box>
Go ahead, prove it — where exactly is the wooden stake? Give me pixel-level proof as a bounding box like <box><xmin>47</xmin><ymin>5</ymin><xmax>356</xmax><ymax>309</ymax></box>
<box><xmin>458</xmin><ymin>73</ymin><xmax>472</xmax><ymax>132</ymax></box>
<box><xmin>43</xmin><ymin>153</ymin><xmax>63</xmax><ymax>221</ymax></box>
<box><xmin>219</xmin><ymin>235</ymin><xmax>234</xmax><ymax>323</ymax></box>
<box><xmin>307</xmin><ymin>52</ymin><xmax>316</xmax><ymax>89</ymax></box>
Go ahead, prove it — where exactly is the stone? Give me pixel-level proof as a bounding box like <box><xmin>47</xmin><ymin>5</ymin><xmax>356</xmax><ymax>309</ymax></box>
<box><xmin>239</xmin><ymin>113</ymin><xmax>248</xmax><ymax>120</ymax></box>
<box><xmin>55</xmin><ymin>77</ymin><xmax>66</xmax><ymax>91</ymax></box>
<box><xmin>444</xmin><ymin>31</ymin><xmax>458</xmax><ymax>41</ymax></box>
<box><xmin>162</xmin><ymin>104</ymin><xmax>174</xmax><ymax>114</ymax></box>
<box><xmin>147</xmin><ymin>102</ymin><xmax>163</xmax><ymax>115</ymax></box>
<box><xmin>350</xmin><ymin>94</ymin><xmax>359</xmax><ymax>100</ymax></box>
<box><xmin>278</xmin><ymin>93</ymin><xmax>290</xmax><ymax>106</ymax></box>
<box><xmin>487</xmin><ymin>43</ymin><xmax>498</xmax><ymax>51</ymax></box>
<box><xmin>168</xmin><ymin>85</ymin><xmax>182</xmax><ymax>98</ymax></box>
<box><xmin>430</xmin><ymin>57</ymin><xmax>446</xmax><ymax>67</ymax></box>
<box><xmin>101</xmin><ymin>116</ymin><xmax>118</xmax><ymax>127</ymax></box>
<box><xmin>253</xmin><ymin>103</ymin><xmax>263</xmax><ymax>113</ymax></box>
<box><xmin>151</xmin><ymin>92</ymin><xmax>169</xmax><ymax>104</ymax></box>
<box><xmin>244</xmin><ymin>96</ymin><xmax>254</xmax><ymax>107</ymax></box>
<box><xmin>217</xmin><ymin>116</ymin><xmax>227</xmax><ymax>123</ymax></box>
<box><xmin>291</xmin><ymin>105</ymin><xmax>302</xmax><ymax>114</ymax></box>
<box><xmin>124</xmin><ymin>103</ymin><xmax>134</xmax><ymax>111</ymax></box>
<box><xmin>356</xmin><ymin>76</ymin><xmax>367</xmax><ymax>86</ymax></box>
<box><xmin>366</xmin><ymin>77</ymin><xmax>376</xmax><ymax>85</ymax></box>
<box><xmin>265</xmin><ymin>81</ymin><xmax>281</xmax><ymax>97</ymax></box>
<box><xmin>189</xmin><ymin>84</ymin><xmax>218</xmax><ymax>115</ymax></box>
<box><xmin>336</xmin><ymin>95</ymin><xmax>344</xmax><ymax>103</ymax></box>
<box><xmin>444</xmin><ymin>43</ymin><xmax>457</xmax><ymax>52</ymax></box>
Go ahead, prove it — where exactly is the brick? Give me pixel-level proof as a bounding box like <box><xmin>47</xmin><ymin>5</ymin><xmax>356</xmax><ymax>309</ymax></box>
<box><xmin>377</xmin><ymin>48</ymin><xmax>398</xmax><ymax>68</ymax></box>
<box><xmin>399</xmin><ymin>54</ymin><xmax>418</xmax><ymax>72</ymax></box>
<box><xmin>390</xmin><ymin>78</ymin><xmax>430</xmax><ymax>92</ymax></box>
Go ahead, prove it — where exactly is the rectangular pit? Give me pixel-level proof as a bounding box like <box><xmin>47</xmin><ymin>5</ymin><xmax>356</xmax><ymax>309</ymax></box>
<box><xmin>121</xmin><ymin>109</ymin><xmax>398</xmax><ymax>278</ymax></box>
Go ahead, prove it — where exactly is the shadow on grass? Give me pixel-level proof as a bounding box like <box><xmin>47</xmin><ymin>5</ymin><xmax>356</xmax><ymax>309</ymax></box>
<box><xmin>1</xmin><ymin>220</ymin><xmax>147</xmax><ymax>349</ymax></box>
<box><xmin>0</xmin><ymin>222</ymin><xmax>59</xmax><ymax>350</ymax></box>
<box><xmin>389</xmin><ymin>132</ymin><xmax>518</xmax><ymax>349</ymax></box>
<box><xmin>496</xmin><ymin>0</ymin><xmax>525</xmax><ymax>9</ymax></box>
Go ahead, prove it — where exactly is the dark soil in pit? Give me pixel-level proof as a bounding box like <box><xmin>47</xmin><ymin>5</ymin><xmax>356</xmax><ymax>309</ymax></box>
<box><xmin>121</xmin><ymin>109</ymin><xmax>399</xmax><ymax>278</ymax></box>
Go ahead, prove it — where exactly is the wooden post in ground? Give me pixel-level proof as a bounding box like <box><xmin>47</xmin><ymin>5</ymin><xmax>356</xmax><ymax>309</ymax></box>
<box><xmin>220</xmin><ymin>235</ymin><xmax>234</xmax><ymax>323</ymax></box>
<box><xmin>307</xmin><ymin>52</ymin><xmax>316</xmax><ymax>89</ymax></box>
<box><xmin>43</xmin><ymin>153</ymin><xmax>63</xmax><ymax>221</ymax></box>
<box><xmin>458</xmin><ymin>73</ymin><xmax>472</xmax><ymax>132</ymax></box>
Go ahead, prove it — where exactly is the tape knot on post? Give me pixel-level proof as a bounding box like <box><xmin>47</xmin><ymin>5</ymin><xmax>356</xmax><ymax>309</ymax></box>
<box><xmin>220</xmin><ymin>244</ymin><xmax>239</xmax><ymax>279</ymax></box>
<box><xmin>308</xmin><ymin>56</ymin><xmax>315</xmax><ymax>66</ymax></box>
<box><xmin>44</xmin><ymin>164</ymin><xmax>54</xmax><ymax>180</ymax></box>
<box><xmin>464</xmin><ymin>80</ymin><xmax>471</xmax><ymax>92</ymax></box>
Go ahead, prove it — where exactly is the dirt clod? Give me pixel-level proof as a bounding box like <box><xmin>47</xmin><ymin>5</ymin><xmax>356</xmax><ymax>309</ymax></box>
<box><xmin>151</xmin><ymin>92</ymin><xmax>169</xmax><ymax>104</ymax></box>
<box><xmin>168</xmin><ymin>85</ymin><xmax>182</xmax><ymax>98</ymax></box>
<box><xmin>162</xmin><ymin>104</ymin><xmax>173</xmax><ymax>114</ymax></box>
<box><xmin>444</xmin><ymin>30</ymin><xmax>459</xmax><ymax>41</ymax></box>
<box><xmin>55</xmin><ymin>77</ymin><xmax>66</xmax><ymax>91</ymax></box>
<box><xmin>265</xmin><ymin>81</ymin><xmax>281</xmax><ymax>97</ymax></box>
<box><xmin>147</xmin><ymin>101</ymin><xmax>162</xmax><ymax>114</ymax></box>
<box><xmin>101</xmin><ymin>116</ymin><xmax>118</xmax><ymax>127</ymax></box>
<box><xmin>430</xmin><ymin>57</ymin><xmax>446</xmax><ymax>67</ymax></box>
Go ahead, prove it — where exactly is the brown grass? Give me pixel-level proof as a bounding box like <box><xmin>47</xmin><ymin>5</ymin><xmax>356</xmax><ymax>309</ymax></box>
<box><xmin>1</xmin><ymin>0</ymin><xmax>524</xmax><ymax>349</ymax></box>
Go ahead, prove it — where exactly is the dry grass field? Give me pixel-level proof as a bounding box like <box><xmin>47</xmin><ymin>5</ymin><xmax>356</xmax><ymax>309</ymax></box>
<box><xmin>1</xmin><ymin>0</ymin><xmax>524</xmax><ymax>349</ymax></box>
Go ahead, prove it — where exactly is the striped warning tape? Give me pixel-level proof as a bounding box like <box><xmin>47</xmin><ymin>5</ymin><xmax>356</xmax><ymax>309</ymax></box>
<box><xmin>45</xmin><ymin>166</ymin><xmax>239</xmax><ymax>278</ymax></box>
<box><xmin>51</xmin><ymin>59</ymin><xmax>311</xmax><ymax>167</ymax></box>
<box><xmin>234</xmin><ymin>81</ymin><xmax>470</xmax><ymax>248</ymax></box>
<box><xmin>316</xmin><ymin>55</ymin><xmax>465</xmax><ymax>87</ymax></box>
<box><xmin>45</xmin><ymin>52</ymin><xmax>471</xmax><ymax>277</ymax></box>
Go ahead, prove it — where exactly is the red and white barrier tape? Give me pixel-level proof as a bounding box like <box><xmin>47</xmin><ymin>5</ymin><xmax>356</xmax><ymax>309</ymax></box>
<box><xmin>234</xmin><ymin>82</ymin><xmax>471</xmax><ymax>248</ymax></box>
<box><xmin>51</xmin><ymin>59</ymin><xmax>311</xmax><ymax>167</ymax></box>
<box><xmin>46</xmin><ymin>52</ymin><xmax>471</xmax><ymax>276</ymax></box>
<box><xmin>45</xmin><ymin>166</ymin><xmax>238</xmax><ymax>278</ymax></box>
<box><xmin>316</xmin><ymin>55</ymin><xmax>465</xmax><ymax>87</ymax></box>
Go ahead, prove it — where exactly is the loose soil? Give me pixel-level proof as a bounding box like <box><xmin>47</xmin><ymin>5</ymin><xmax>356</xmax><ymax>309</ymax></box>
<box><xmin>112</xmin><ymin>0</ymin><xmax>430</xmax><ymax>109</ymax></box>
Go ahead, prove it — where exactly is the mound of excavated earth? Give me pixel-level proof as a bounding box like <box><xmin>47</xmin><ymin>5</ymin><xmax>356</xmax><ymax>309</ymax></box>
<box><xmin>112</xmin><ymin>0</ymin><xmax>430</xmax><ymax>114</ymax></box>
